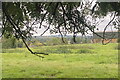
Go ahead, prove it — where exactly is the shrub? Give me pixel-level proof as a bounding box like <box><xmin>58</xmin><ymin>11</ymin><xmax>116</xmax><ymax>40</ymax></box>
<box><xmin>45</xmin><ymin>37</ymin><xmax>68</xmax><ymax>46</ymax></box>
<box><xmin>16</xmin><ymin>39</ymin><xmax>23</xmax><ymax>48</ymax></box>
<box><xmin>2</xmin><ymin>37</ymin><xmax>16</xmax><ymax>49</ymax></box>
<box><xmin>27</xmin><ymin>39</ymin><xmax>44</xmax><ymax>47</ymax></box>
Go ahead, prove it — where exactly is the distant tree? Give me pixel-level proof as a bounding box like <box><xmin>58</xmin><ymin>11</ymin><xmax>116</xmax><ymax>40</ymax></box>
<box><xmin>2</xmin><ymin>36</ymin><xmax>16</xmax><ymax>49</ymax></box>
<box><xmin>16</xmin><ymin>39</ymin><xmax>23</xmax><ymax>48</ymax></box>
<box><xmin>30</xmin><ymin>39</ymin><xmax>43</xmax><ymax>47</ymax></box>
<box><xmin>46</xmin><ymin>37</ymin><xmax>68</xmax><ymax>46</ymax></box>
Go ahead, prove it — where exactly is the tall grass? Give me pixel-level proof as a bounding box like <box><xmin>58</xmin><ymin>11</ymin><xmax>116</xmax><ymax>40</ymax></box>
<box><xmin>114</xmin><ymin>45</ymin><xmax>120</xmax><ymax>50</ymax></box>
<box><xmin>2</xmin><ymin>48</ymin><xmax>29</xmax><ymax>53</ymax></box>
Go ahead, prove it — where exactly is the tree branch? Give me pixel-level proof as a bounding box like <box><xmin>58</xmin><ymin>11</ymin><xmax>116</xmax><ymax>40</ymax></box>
<box><xmin>102</xmin><ymin>12</ymin><xmax>116</xmax><ymax>45</ymax></box>
<box><xmin>3</xmin><ymin>7</ymin><xmax>48</xmax><ymax>58</ymax></box>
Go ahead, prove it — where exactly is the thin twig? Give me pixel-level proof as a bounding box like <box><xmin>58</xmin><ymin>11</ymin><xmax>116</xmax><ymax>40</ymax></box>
<box><xmin>58</xmin><ymin>22</ymin><xmax>66</xmax><ymax>43</ymax></box>
<box><xmin>40</xmin><ymin>24</ymin><xmax>50</xmax><ymax>36</ymax></box>
<box><xmin>39</xmin><ymin>2</ymin><xmax>52</xmax><ymax>28</ymax></box>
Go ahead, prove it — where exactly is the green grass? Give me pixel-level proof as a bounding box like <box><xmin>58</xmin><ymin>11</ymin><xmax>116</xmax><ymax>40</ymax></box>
<box><xmin>1</xmin><ymin>43</ymin><xmax>118</xmax><ymax>78</ymax></box>
<box><xmin>0</xmin><ymin>43</ymin><xmax>2</xmax><ymax>79</ymax></box>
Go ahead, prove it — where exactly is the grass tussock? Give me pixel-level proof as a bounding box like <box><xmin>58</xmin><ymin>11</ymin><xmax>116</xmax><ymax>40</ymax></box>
<box><xmin>76</xmin><ymin>49</ymin><xmax>93</xmax><ymax>54</ymax></box>
<box><xmin>114</xmin><ymin>45</ymin><xmax>120</xmax><ymax>50</ymax></box>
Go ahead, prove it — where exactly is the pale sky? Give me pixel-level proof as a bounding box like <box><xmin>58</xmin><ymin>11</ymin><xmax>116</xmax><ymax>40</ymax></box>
<box><xmin>32</xmin><ymin>13</ymin><xmax>118</xmax><ymax>36</ymax></box>
<box><xmin>95</xmin><ymin>13</ymin><xmax>118</xmax><ymax>32</ymax></box>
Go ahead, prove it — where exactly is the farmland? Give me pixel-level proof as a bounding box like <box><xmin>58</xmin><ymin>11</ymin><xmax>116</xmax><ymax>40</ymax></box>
<box><xmin>1</xmin><ymin>43</ymin><xmax>118</xmax><ymax>78</ymax></box>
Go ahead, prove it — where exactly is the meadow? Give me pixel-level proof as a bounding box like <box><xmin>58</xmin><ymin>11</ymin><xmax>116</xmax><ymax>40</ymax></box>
<box><xmin>1</xmin><ymin>43</ymin><xmax>118</xmax><ymax>78</ymax></box>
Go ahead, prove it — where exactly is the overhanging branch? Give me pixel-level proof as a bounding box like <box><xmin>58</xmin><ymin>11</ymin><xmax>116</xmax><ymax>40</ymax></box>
<box><xmin>3</xmin><ymin>6</ymin><xmax>48</xmax><ymax>58</ymax></box>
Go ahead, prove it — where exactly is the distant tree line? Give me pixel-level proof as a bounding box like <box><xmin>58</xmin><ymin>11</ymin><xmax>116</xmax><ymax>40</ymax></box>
<box><xmin>2</xmin><ymin>37</ymin><xmax>24</xmax><ymax>49</ymax></box>
<box><xmin>2</xmin><ymin>36</ymin><xmax>92</xmax><ymax>49</ymax></box>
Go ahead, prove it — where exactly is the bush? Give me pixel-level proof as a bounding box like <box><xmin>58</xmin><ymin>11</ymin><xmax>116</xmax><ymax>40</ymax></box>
<box><xmin>28</xmin><ymin>39</ymin><xmax>44</xmax><ymax>47</ymax></box>
<box><xmin>45</xmin><ymin>37</ymin><xmax>68</xmax><ymax>46</ymax></box>
<box><xmin>16</xmin><ymin>39</ymin><xmax>23</xmax><ymax>48</ymax></box>
<box><xmin>2</xmin><ymin>37</ymin><xmax>16</xmax><ymax>49</ymax></box>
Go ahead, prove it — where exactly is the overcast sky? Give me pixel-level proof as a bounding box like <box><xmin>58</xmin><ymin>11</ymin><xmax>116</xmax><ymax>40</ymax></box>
<box><xmin>33</xmin><ymin>13</ymin><xmax>118</xmax><ymax>36</ymax></box>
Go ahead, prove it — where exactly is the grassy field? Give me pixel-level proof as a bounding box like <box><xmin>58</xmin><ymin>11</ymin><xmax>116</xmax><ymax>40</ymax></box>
<box><xmin>1</xmin><ymin>43</ymin><xmax>118</xmax><ymax>78</ymax></box>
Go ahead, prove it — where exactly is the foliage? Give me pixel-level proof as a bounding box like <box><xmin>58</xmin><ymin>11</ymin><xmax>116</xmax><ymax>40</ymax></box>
<box><xmin>32</xmin><ymin>36</ymin><xmax>92</xmax><ymax>46</ymax></box>
<box><xmin>16</xmin><ymin>39</ymin><xmax>24</xmax><ymax>48</ymax></box>
<box><xmin>95</xmin><ymin>2</ymin><xmax>120</xmax><ymax>16</ymax></box>
<box><xmin>29</xmin><ymin>39</ymin><xmax>44</xmax><ymax>47</ymax></box>
<box><xmin>2</xmin><ymin>37</ymin><xmax>24</xmax><ymax>49</ymax></box>
<box><xmin>45</xmin><ymin>37</ymin><xmax>68</xmax><ymax>46</ymax></box>
<box><xmin>2</xmin><ymin>37</ymin><xmax>16</xmax><ymax>49</ymax></box>
<box><xmin>70</xmin><ymin>37</ymin><xmax>92</xmax><ymax>44</ymax></box>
